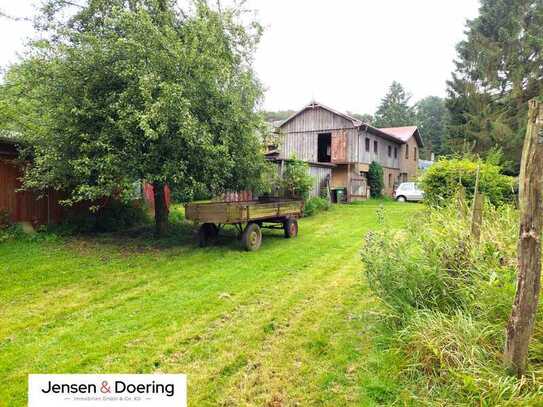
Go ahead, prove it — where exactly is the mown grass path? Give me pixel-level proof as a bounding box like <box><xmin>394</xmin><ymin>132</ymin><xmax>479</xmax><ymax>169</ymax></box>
<box><xmin>0</xmin><ymin>201</ymin><xmax>420</xmax><ymax>406</ymax></box>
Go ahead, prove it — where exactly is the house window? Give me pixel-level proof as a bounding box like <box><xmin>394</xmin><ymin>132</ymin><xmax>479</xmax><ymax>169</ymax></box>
<box><xmin>394</xmin><ymin>147</ymin><xmax>398</xmax><ymax>159</ymax></box>
<box><xmin>374</xmin><ymin>140</ymin><xmax>378</xmax><ymax>154</ymax></box>
<box><xmin>365</xmin><ymin>137</ymin><xmax>370</xmax><ymax>152</ymax></box>
<box><xmin>388</xmin><ymin>145</ymin><xmax>391</xmax><ymax>157</ymax></box>
<box><xmin>388</xmin><ymin>173</ymin><xmax>392</xmax><ymax>187</ymax></box>
<box><xmin>414</xmin><ymin>147</ymin><xmax>417</xmax><ymax>161</ymax></box>
<box><xmin>405</xmin><ymin>145</ymin><xmax>409</xmax><ymax>159</ymax></box>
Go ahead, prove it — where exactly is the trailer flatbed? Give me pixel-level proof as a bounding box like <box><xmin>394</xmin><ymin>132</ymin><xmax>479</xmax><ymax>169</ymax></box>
<box><xmin>184</xmin><ymin>198</ymin><xmax>304</xmax><ymax>251</ymax></box>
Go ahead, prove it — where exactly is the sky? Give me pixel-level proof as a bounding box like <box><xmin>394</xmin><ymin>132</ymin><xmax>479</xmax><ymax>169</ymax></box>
<box><xmin>0</xmin><ymin>0</ymin><xmax>480</xmax><ymax>115</ymax></box>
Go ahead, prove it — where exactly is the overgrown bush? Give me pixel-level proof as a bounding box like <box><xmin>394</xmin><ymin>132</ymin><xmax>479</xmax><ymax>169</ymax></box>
<box><xmin>362</xmin><ymin>206</ymin><xmax>474</xmax><ymax>316</ymax></box>
<box><xmin>0</xmin><ymin>209</ymin><xmax>10</xmax><ymax>229</ymax></box>
<box><xmin>368</xmin><ymin>161</ymin><xmax>384</xmax><ymax>198</ymax></box>
<box><xmin>0</xmin><ymin>202</ymin><xmax>147</xmax><ymax>240</ymax></box>
<box><xmin>171</xmin><ymin>184</ymin><xmax>212</xmax><ymax>203</ymax></box>
<box><xmin>361</xmin><ymin>201</ymin><xmax>543</xmax><ymax>404</ymax></box>
<box><xmin>303</xmin><ymin>196</ymin><xmax>331</xmax><ymax>217</ymax></box>
<box><xmin>57</xmin><ymin>200</ymin><xmax>149</xmax><ymax>234</ymax></box>
<box><xmin>0</xmin><ymin>224</ymin><xmax>23</xmax><ymax>243</ymax></box>
<box><xmin>0</xmin><ymin>223</ymin><xmax>60</xmax><ymax>244</ymax></box>
<box><xmin>420</xmin><ymin>156</ymin><xmax>515</xmax><ymax>206</ymax></box>
<box><xmin>255</xmin><ymin>161</ymin><xmax>283</xmax><ymax>198</ymax></box>
<box><xmin>0</xmin><ymin>210</ymin><xmax>60</xmax><ymax>243</ymax></box>
<box><xmin>282</xmin><ymin>157</ymin><xmax>314</xmax><ymax>200</ymax></box>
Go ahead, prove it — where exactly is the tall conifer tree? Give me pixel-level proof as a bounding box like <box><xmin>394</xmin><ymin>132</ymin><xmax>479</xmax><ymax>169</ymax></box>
<box><xmin>446</xmin><ymin>0</ymin><xmax>543</xmax><ymax>174</ymax></box>
<box><xmin>373</xmin><ymin>81</ymin><xmax>415</xmax><ymax>128</ymax></box>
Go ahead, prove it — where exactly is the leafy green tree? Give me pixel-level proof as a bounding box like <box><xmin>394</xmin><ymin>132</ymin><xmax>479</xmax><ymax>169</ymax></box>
<box><xmin>373</xmin><ymin>81</ymin><xmax>415</xmax><ymax>128</ymax></box>
<box><xmin>262</xmin><ymin>110</ymin><xmax>296</xmax><ymax>123</ymax></box>
<box><xmin>446</xmin><ymin>0</ymin><xmax>543</xmax><ymax>174</ymax></box>
<box><xmin>368</xmin><ymin>161</ymin><xmax>384</xmax><ymax>198</ymax></box>
<box><xmin>415</xmin><ymin>96</ymin><xmax>450</xmax><ymax>158</ymax></box>
<box><xmin>0</xmin><ymin>0</ymin><xmax>266</xmax><ymax>236</ymax></box>
<box><xmin>282</xmin><ymin>158</ymin><xmax>313</xmax><ymax>200</ymax></box>
<box><xmin>347</xmin><ymin>111</ymin><xmax>374</xmax><ymax>124</ymax></box>
<box><xmin>420</xmin><ymin>156</ymin><xmax>515</xmax><ymax>206</ymax></box>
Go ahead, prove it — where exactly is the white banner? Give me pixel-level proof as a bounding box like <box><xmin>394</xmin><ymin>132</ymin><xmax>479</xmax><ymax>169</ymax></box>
<box><xmin>28</xmin><ymin>374</ymin><xmax>187</xmax><ymax>407</ymax></box>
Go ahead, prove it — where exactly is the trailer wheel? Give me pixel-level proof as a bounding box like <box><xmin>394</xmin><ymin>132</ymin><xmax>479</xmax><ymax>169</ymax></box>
<box><xmin>283</xmin><ymin>218</ymin><xmax>298</xmax><ymax>238</ymax></box>
<box><xmin>242</xmin><ymin>222</ymin><xmax>262</xmax><ymax>251</ymax></box>
<box><xmin>198</xmin><ymin>223</ymin><xmax>217</xmax><ymax>247</ymax></box>
<box><xmin>210</xmin><ymin>223</ymin><xmax>219</xmax><ymax>236</ymax></box>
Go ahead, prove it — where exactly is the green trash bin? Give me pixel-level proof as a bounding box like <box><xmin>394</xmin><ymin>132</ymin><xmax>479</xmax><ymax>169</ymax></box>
<box><xmin>333</xmin><ymin>188</ymin><xmax>347</xmax><ymax>203</ymax></box>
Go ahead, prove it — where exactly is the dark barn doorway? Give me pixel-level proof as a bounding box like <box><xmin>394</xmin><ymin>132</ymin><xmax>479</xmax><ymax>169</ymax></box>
<box><xmin>318</xmin><ymin>133</ymin><xmax>331</xmax><ymax>163</ymax></box>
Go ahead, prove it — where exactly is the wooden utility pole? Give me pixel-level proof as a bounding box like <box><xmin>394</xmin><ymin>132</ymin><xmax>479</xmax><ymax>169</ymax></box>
<box><xmin>504</xmin><ymin>99</ymin><xmax>543</xmax><ymax>376</ymax></box>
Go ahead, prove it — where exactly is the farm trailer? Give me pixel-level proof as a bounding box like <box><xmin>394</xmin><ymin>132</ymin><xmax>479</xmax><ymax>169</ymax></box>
<box><xmin>184</xmin><ymin>198</ymin><xmax>304</xmax><ymax>251</ymax></box>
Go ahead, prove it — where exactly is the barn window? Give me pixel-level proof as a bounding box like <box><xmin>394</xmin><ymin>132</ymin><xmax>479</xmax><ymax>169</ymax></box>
<box><xmin>405</xmin><ymin>145</ymin><xmax>409</xmax><ymax>159</ymax></box>
<box><xmin>414</xmin><ymin>147</ymin><xmax>417</xmax><ymax>161</ymax></box>
<box><xmin>317</xmin><ymin>133</ymin><xmax>332</xmax><ymax>163</ymax></box>
<box><xmin>374</xmin><ymin>140</ymin><xmax>378</xmax><ymax>154</ymax></box>
<box><xmin>394</xmin><ymin>147</ymin><xmax>398</xmax><ymax>158</ymax></box>
<box><xmin>365</xmin><ymin>137</ymin><xmax>370</xmax><ymax>152</ymax></box>
<box><xmin>388</xmin><ymin>145</ymin><xmax>391</xmax><ymax>157</ymax></box>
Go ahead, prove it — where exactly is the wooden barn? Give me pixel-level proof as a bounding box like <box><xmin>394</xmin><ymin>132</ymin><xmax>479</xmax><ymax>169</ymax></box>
<box><xmin>269</xmin><ymin>102</ymin><xmax>423</xmax><ymax>201</ymax></box>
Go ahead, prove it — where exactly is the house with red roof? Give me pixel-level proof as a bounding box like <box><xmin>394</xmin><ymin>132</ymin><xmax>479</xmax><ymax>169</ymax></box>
<box><xmin>268</xmin><ymin>101</ymin><xmax>423</xmax><ymax>201</ymax></box>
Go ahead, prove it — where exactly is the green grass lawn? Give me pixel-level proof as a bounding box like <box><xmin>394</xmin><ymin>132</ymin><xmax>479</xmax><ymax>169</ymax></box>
<box><xmin>0</xmin><ymin>201</ymin><xmax>420</xmax><ymax>406</ymax></box>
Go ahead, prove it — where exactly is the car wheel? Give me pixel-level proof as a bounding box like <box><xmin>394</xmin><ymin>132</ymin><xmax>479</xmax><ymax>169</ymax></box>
<box><xmin>396</xmin><ymin>196</ymin><xmax>407</xmax><ymax>202</ymax></box>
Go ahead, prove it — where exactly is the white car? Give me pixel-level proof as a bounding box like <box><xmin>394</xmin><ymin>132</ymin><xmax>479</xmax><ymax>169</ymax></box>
<box><xmin>394</xmin><ymin>182</ymin><xmax>424</xmax><ymax>202</ymax></box>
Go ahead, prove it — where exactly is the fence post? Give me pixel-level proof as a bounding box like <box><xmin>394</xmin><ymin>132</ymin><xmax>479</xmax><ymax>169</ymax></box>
<box><xmin>457</xmin><ymin>185</ymin><xmax>468</xmax><ymax>217</ymax></box>
<box><xmin>504</xmin><ymin>99</ymin><xmax>543</xmax><ymax>376</ymax></box>
<box><xmin>471</xmin><ymin>192</ymin><xmax>484</xmax><ymax>242</ymax></box>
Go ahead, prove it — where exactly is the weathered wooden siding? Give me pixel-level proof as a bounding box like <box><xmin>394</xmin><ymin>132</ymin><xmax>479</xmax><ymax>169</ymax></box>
<box><xmin>185</xmin><ymin>200</ymin><xmax>303</xmax><ymax>224</ymax></box>
<box><xmin>308</xmin><ymin>164</ymin><xmax>332</xmax><ymax>197</ymax></box>
<box><xmin>0</xmin><ymin>158</ymin><xmax>65</xmax><ymax>225</ymax></box>
<box><xmin>330</xmin><ymin>164</ymin><xmax>369</xmax><ymax>200</ymax></box>
<box><xmin>269</xmin><ymin>160</ymin><xmax>331</xmax><ymax>198</ymax></box>
<box><xmin>278</xmin><ymin>131</ymin><xmax>318</xmax><ymax>162</ymax></box>
<box><xmin>278</xmin><ymin>106</ymin><xmax>358</xmax><ymax>163</ymax></box>
<box><xmin>355</xmin><ymin>129</ymin><xmax>400</xmax><ymax>169</ymax></box>
<box><xmin>330</xmin><ymin>165</ymin><xmax>347</xmax><ymax>188</ymax></box>
<box><xmin>331</xmin><ymin>131</ymin><xmax>347</xmax><ymax>163</ymax></box>
<box><xmin>279</xmin><ymin>128</ymin><xmax>359</xmax><ymax>162</ymax></box>
<box><xmin>281</xmin><ymin>106</ymin><xmax>354</xmax><ymax>133</ymax></box>
<box><xmin>277</xmin><ymin>106</ymin><xmax>402</xmax><ymax>169</ymax></box>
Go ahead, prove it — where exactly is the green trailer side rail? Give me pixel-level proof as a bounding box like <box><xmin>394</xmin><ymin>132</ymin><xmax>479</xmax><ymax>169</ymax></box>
<box><xmin>184</xmin><ymin>198</ymin><xmax>304</xmax><ymax>251</ymax></box>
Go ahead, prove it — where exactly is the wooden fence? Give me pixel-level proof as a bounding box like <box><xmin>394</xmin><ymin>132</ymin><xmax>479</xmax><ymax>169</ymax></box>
<box><xmin>0</xmin><ymin>158</ymin><xmax>65</xmax><ymax>226</ymax></box>
<box><xmin>1</xmin><ymin>156</ymin><xmax>170</xmax><ymax>226</ymax></box>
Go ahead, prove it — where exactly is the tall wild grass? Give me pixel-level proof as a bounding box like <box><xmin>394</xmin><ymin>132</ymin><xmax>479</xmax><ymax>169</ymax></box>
<box><xmin>362</xmin><ymin>201</ymin><xmax>543</xmax><ymax>405</ymax></box>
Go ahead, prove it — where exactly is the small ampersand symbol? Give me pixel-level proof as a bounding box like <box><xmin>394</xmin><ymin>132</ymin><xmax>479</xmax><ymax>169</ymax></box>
<box><xmin>100</xmin><ymin>381</ymin><xmax>111</xmax><ymax>393</ymax></box>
